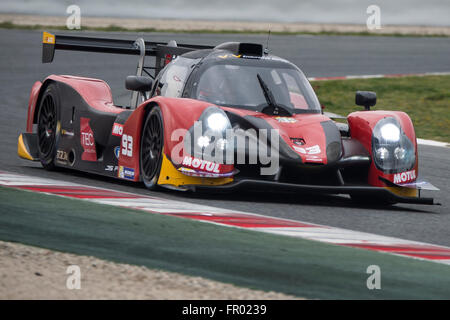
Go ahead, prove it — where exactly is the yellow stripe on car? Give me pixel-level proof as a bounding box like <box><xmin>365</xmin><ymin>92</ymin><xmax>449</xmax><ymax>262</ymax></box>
<box><xmin>157</xmin><ymin>154</ymin><xmax>233</xmax><ymax>187</ymax></box>
<box><xmin>17</xmin><ymin>134</ymin><xmax>34</xmax><ymax>161</ymax></box>
<box><xmin>42</xmin><ymin>32</ymin><xmax>55</xmax><ymax>44</ymax></box>
<box><xmin>385</xmin><ymin>186</ymin><xmax>418</xmax><ymax>198</ymax></box>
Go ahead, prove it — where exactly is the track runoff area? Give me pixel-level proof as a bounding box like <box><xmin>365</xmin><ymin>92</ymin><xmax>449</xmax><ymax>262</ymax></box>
<box><xmin>1</xmin><ymin>171</ymin><xmax>449</xmax><ymax>265</ymax></box>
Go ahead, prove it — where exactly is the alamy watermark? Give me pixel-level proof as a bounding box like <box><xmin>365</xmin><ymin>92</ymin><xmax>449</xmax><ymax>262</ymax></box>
<box><xmin>170</xmin><ymin>122</ymin><xmax>281</xmax><ymax>176</ymax></box>
<box><xmin>366</xmin><ymin>265</ymin><xmax>381</xmax><ymax>290</ymax></box>
<box><xmin>66</xmin><ymin>265</ymin><xmax>81</xmax><ymax>290</ymax></box>
<box><xmin>66</xmin><ymin>5</ymin><xmax>81</xmax><ymax>30</ymax></box>
<box><xmin>366</xmin><ymin>5</ymin><xmax>382</xmax><ymax>30</ymax></box>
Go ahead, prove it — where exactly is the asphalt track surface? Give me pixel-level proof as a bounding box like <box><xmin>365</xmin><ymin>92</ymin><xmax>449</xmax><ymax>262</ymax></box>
<box><xmin>1</xmin><ymin>29</ymin><xmax>450</xmax><ymax>248</ymax></box>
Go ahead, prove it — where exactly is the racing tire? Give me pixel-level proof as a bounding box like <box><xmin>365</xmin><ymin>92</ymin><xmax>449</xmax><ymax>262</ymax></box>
<box><xmin>37</xmin><ymin>83</ymin><xmax>60</xmax><ymax>170</ymax></box>
<box><xmin>140</xmin><ymin>106</ymin><xmax>164</xmax><ymax>190</ymax></box>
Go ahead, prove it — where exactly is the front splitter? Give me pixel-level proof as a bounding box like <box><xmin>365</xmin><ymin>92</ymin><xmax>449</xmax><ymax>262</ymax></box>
<box><xmin>187</xmin><ymin>179</ymin><xmax>436</xmax><ymax>205</ymax></box>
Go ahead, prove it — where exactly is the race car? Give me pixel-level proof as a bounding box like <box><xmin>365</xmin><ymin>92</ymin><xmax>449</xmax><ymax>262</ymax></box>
<box><xmin>18</xmin><ymin>31</ymin><xmax>438</xmax><ymax>204</ymax></box>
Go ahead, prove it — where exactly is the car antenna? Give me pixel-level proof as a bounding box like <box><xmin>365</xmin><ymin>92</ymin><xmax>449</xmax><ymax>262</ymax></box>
<box><xmin>264</xmin><ymin>28</ymin><xmax>271</xmax><ymax>55</ymax></box>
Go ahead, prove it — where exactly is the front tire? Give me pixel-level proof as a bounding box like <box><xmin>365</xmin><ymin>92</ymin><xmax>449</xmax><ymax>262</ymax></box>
<box><xmin>37</xmin><ymin>84</ymin><xmax>59</xmax><ymax>170</ymax></box>
<box><xmin>140</xmin><ymin>106</ymin><xmax>164</xmax><ymax>190</ymax></box>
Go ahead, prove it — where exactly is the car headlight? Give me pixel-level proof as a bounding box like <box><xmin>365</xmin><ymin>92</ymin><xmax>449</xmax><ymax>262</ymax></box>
<box><xmin>380</xmin><ymin>123</ymin><xmax>400</xmax><ymax>142</ymax></box>
<box><xmin>207</xmin><ymin>112</ymin><xmax>229</xmax><ymax>132</ymax></box>
<box><xmin>394</xmin><ymin>146</ymin><xmax>406</xmax><ymax>160</ymax></box>
<box><xmin>186</xmin><ymin>106</ymin><xmax>232</xmax><ymax>160</ymax></box>
<box><xmin>375</xmin><ymin>147</ymin><xmax>389</xmax><ymax>161</ymax></box>
<box><xmin>372</xmin><ymin>117</ymin><xmax>415</xmax><ymax>173</ymax></box>
<box><xmin>197</xmin><ymin>135</ymin><xmax>211</xmax><ymax>148</ymax></box>
<box><xmin>200</xmin><ymin>107</ymin><xmax>231</xmax><ymax>138</ymax></box>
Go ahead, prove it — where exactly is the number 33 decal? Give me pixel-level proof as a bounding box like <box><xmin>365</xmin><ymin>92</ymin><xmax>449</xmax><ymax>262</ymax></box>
<box><xmin>121</xmin><ymin>134</ymin><xmax>133</xmax><ymax>157</ymax></box>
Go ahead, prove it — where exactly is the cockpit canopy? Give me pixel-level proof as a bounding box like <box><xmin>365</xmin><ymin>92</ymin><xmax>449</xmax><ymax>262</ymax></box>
<box><xmin>153</xmin><ymin>45</ymin><xmax>321</xmax><ymax>114</ymax></box>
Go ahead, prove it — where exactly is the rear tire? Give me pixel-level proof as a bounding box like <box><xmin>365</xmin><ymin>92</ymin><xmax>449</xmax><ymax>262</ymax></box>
<box><xmin>140</xmin><ymin>106</ymin><xmax>164</xmax><ymax>190</ymax></box>
<box><xmin>37</xmin><ymin>84</ymin><xmax>59</xmax><ymax>170</ymax></box>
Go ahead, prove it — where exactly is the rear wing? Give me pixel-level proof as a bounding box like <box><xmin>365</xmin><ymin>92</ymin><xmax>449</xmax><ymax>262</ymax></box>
<box><xmin>42</xmin><ymin>31</ymin><xmax>214</xmax><ymax>107</ymax></box>
<box><xmin>42</xmin><ymin>31</ymin><xmax>213</xmax><ymax>76</ymax></box>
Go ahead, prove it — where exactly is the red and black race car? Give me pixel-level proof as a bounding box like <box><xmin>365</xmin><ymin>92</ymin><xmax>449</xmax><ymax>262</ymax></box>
<box><xmin>18</xmin><ymin>32</ymin><xmax>438</xmax><ymax>204</ymax></box>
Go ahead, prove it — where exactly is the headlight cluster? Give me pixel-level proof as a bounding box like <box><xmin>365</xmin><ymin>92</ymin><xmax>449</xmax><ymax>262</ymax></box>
<box><xmin>186</xmin><ymin>106</ymin><xmax>232</xmax><ymax>160</ymax></box>
<box><xmin>372</xmin><ymin>117</ymin><xmax>415</xmax><ymax>173</ymax></box>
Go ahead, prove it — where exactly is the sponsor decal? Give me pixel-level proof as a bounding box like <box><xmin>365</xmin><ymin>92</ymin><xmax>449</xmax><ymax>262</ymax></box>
<box><xmin>305</xmin><ymin>157</ymin><xmax>323</xmax><ymax>162</ymax></box>
<box><xmin>393</xmin><ymin>169</ymin><xmax>416</xmax><ymax>184</ymax></box>
<box><xmin>275</xmin><ymin>117</ymin><xmax>297</xmax><ymax>123</ymax></box>
<box><xmin>112</xmin><ymin>123</ymin><xmax>123</xmax><ymax>137</ymax></box>
<box><xmin>171</xmin><ymin>123</ymin><xmax>279</xmax><ymax>176</ymax></box>
<box><xmin>80</xmin><ymin>117</ymin><xmax>97</xmax><ymax>161</ymax></box>
<box><xmin>178</xmin><ymin>167</ymin><xmax>235</xmax><ymax>178</ymax></box>
<box><xmin>121</xmin><ymin>134</ymin><xmax>133</xmax><ymax>157</ymax></box>
<box><xmin>105</xmin><ymin>165</ymin><xmax>118</xmax><ymax>172</ymax></box>
<box><xmin>118</xmin><ymin>166</ymin><xmax>135</xmax><ymax>180</ymax></box>
<box><xmin>56</xmin><ymin>150</ymin><xmax>68</xmax><ymax>163</ymax></box>
<box><xmin>218</xmin><ymin>54</ymin><xmax>241</xmax><ymax>59</ymax></box>
<box><xmin>293</xmin><ymin>144</ymin><xmax>321</xmax><ymax>155</ymax></box>
<box><xmin>293</xmin><ymin>146</ymin><xmax>305</xmax><ymax>154</ymax></box>
<box><xmin>178</xmin><ymin>167</ymin><xmax>196</xmax><ymax>174</ymax></box>
<box><xmin>241</xmin><ymin>55</ymin><xmax>260</xmax><ymax>59</ymax></box>
<box><xmin>61</xmin><ymin>129</ymin><xmax>74</xmax><ymax>137</ymax></box>
<box><xmin>181</xmin><ymin>156</ymin><xmax>222</xmax><ymax>174</ymax></box>
<box><xmin>114</xmin><ymin>146</ymin><xmax>120</xmax><ymax>159</ymax></box>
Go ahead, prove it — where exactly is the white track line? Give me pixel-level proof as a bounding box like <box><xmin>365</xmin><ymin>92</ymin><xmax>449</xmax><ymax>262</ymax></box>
<box><xmin>417</xmin><ymin>138</ymin><xmax>450</xmax><ymax>148</ymax></box>
<box><xmin>307</xmin><ymin>71</ymin><xmax>450</xmax><ymax>81</ymax></box>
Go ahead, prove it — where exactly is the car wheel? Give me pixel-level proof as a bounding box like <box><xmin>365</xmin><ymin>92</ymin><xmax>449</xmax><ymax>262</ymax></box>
<box><xmin>37</xmin><ymin>84</ymin><xmax>59</xmax><ymax>170</ymax></box>
<box><xmin>140</xmin><ymin>106</ymin><xmax>164</xmax><ymax>190</ymax></box>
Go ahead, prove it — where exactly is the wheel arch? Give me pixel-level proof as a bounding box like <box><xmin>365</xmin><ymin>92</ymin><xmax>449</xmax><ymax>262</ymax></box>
<box><xmin>117</xmin><ymin>100</ymin><xmax>161</xmax><ymax>182</ymax></box>
<box><xmin>35</xmin><ymin>81</ymin><xmax>61</xmax><ymax>170</ymax></box>
<box><xmin>29</xmin><ymin>79</ymin><xmax>56</xmax><ymax>132</ymax></box>
<box><xmin>29</xmin><ymin>75</ymin><xmax>118</xmax><ymax>132</ymax></box>
<box><xmin>139</xmin><ymin>103</ymin><xmax>165</xmax><ymax>188</ymax></box>
<box><xmin>118</xmin><ymin>97</ymin><xmax>216</xmax><ymax>182</ymax></box>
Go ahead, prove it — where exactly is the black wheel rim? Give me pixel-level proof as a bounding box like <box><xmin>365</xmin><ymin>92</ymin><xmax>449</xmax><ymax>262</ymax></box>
<box><xmin>141</xmin><ymin>113</ymin><xmax>163</xmax><ymax>180</ymax></box>
<box><xmin>38</xmin><ymin>95</ymin><xmax>56</xmax><ymax>157</ymax></box>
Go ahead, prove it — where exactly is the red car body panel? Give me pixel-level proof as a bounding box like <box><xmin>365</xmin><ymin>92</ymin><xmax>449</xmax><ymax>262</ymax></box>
<box><xmin>26</xmin><ymin>81</ymin><xmax>43</xmax><ymax>133</ymax></box>
<box><xmin>26</xmin><ymin>74</ymin><xmax>122</xmax><ymax>132</ymax></box>
<box><xmin>220</xmin><ymin>107</ymin><xmax>331</xmax><ymax>164</ymax></box>
<box><xmin>118</xmin><ymin>97</ymin><xmax>220</xmax><ymax>181</ymax></box>
<box><xmin>262</xmin><ymin>113</ymin><xmax>331</xmax><ymax>164</ymax></box>
<box><xmin>47</xmin><ymin>75</ymin><xmax>119</xmax><ymax>113</ymax></box>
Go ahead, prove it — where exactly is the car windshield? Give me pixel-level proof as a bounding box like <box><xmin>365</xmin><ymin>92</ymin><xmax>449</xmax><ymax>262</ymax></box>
<box><xmin>194</xmin><ymin>63</ymin><xmax>321</xmax><ymax>113</ymax></box>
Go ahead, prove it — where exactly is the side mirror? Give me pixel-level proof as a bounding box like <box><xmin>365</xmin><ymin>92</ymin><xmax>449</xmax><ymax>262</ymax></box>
<box><xmin>125</xmin><ymin>76</ymin><xmax>153</xmax><ymax>94</ymax></box>
<box><xmin>355</xmin><ymin>91</ymin><xmax>376</xmax><ymax>111</ymax></box>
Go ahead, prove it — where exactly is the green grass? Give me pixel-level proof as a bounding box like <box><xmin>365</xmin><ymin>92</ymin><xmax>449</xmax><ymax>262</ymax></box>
<box><xmin>1</xmin><ymin>185</ymin><xmax>450</xmax><ymax>299</ymax></box>
<box><xmin>311</xmin><ymin>75</ymin><xmax>450</xmax><ymax>142</ymax></box>
<box><xmin>0</xmin><ymin>21</ymin><xmax>449</xmax><ymax>37</ymax></box>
